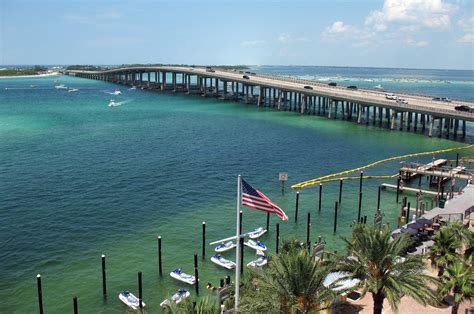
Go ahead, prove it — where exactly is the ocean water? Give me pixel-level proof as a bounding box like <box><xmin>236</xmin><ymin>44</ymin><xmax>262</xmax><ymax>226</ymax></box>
<box><xmin>0</xmin><ymin>68</ymin><xmax>472</xmax><ymax>313</ymax></box>
<box><xmin>252</xmin><ymin>66</ymin><xmax>474</xmax><ymax>101</ymax></box>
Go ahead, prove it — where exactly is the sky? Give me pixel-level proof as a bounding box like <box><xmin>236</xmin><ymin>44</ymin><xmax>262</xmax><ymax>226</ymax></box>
<box><xmin>1</xmin><ymin>0</ymin><xmax>473</xmax><ymax>69</ymax></box>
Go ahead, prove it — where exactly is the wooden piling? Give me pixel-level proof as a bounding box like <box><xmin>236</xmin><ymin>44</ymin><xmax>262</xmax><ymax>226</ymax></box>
<box><xmin>357</xmin><ymin>192</ymin><xmax>362</xmax><ymax>222</ymax></box>
<box><xmin>396</xmin><ymin>177</ymin><xmax>401</xmax><ymax>203</ymax></box>
<box><xmin>306</xmin><ymin>212</ymin><xmax>311</xmax><ymax>248</ymax></box>
<box><xmin>318</xmin><ymin>183</ymin><xmax>322</xmax><ymax>212</ymax></box>
<box><xmin>333</xmin><ymin>202</ymin><xmax>338</xmax><ymax>233</ymax></box>
<box><xmin>202</xmin><ymin>222</ymin><xmax>206</xmax><ymax>259</ymax></box>
<box><xmin>276</xmin><ymin>223</ymin><xmax>280</xmax><ymax>254</ymax></box>
<box><xmin>338</xmin><ymin>179</ymin><xmax>343</xmax><ymax>204</ymax></box>
<box><xmin>101</xmin><ymin>255</ymin><xmax>107</xmax><ymax>297</ymax></box>
<box><xmin>73</xmin><ymin>296</ymin><xmax>78</xmax><ymax>314</ymax></box>
<box><xmin>194</xmin><ymin>254</ymin><xmax>199</xmax><ymax>295</ymax></box>
<box><xmin>138</xmin><ymin>272</ymin><xmax>143</xmax><ymax>309</ymax></box>
<box><xmin>37</xmin><ymin>274</ymin><xmax>44</xmax><ymax>314</ymax></box>
<box><xmin>158</xmin><ymin>236</ymin><xmax>163</xmax><ymax>276</ymax></box>
<box><xmin>295</xmin><ymin>191</ymin><xmax>299</xmax><ymax>222</ymax></box>
<box><xmin>377</xmin><ymin>186</ymin><xmax>381</xmax><ymax>210</ymax></box>
<box><xmin>266</xmin><ymin>212</ymin><xmax>270</xmax><ymax>231</ymax></box>
<box><xmin>359</xmin><ymin>171</ymin><xmax>363</xmax><ymax>193</ymax></box>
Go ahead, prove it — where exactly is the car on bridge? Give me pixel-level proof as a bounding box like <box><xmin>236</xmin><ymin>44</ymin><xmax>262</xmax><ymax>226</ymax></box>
<box><xmin>396</xmin><ymin>98</ymin><xmax>408</xmax><ymax>104</ymax></box>
<box><xmin>242</xmin><ymin>75</ymin><xmax>250</xmax><ymax>79</ymax></box>
<box><xmin>206</xmin><ymin>67</ymin><xmax>215</xmax><ymax>73</ymax></box>
<box><xmin>432</xmin><ymin>97</ymin><xmax>451</xmax><ymax>102</ymax></box>
<box><xmin>385</xmin><ymin>93</ymin><xmax>397</xmax><ymax>100</ymax></box>
<box><xmin>304</xmin><ymin>85</ymin><xmax>313</xmax><ymax>90</ymax></box>
<box><xmin>455</xmin><ymin>105</ymin><xmax>473</xmax><ymax>113</ymax></box>
<box><xmin>347</xmin><ymin>85</ymin><xmax>357</xmax><ymax>90</ymax></box>
<box><xmin>328</xmin><ymin>82</ymin><xmax>337</xmax><ymax>86</ymax></box>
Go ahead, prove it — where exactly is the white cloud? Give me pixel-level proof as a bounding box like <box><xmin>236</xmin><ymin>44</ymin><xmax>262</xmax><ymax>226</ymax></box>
<box><xmin>240</xmin><ymin>40</ymin><xmax>265</xmax><ymax>46</ymax></box>
<box><xmin>458</xmin><ymin>16</ymin><xmax>474</xmax><ymax>32</ymax></box>
<box><xmin>277</xmin><ymin>33</ymin><xmax>291</xmax><ymax>43</ymax></box>
<box><xmin>325</xmin><ymin>21</ymin><xmax>352</xmax><ymax>34</ymax></box>
<box><xmin>277</xmin><ymin>33</ymin><xmax>309</xmax><ymax>44</ymax></box>
<box><xmin>458</xmin><ymin>34</ymin><xmax>474</xmax><ymax>43</ymax></box>
<box><xmin>406</xmin><ymin>39</ymin><xmax>430</xmax><ymax>46</ymax></box>
<box><xmin>365</xmin><ymin>0</ymin><xmax>457</xmax><ymax>32</ymax></box>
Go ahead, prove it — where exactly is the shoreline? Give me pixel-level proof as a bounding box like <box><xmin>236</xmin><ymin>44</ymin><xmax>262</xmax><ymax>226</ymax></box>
<box><xmin>0</xmin><ymin>72</ymin><xmax>60</xmax><ymax>79</ymax></box>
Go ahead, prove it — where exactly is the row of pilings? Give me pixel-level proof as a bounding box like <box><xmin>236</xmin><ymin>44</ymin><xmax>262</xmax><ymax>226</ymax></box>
<box><xmin>71</xmin><ymin>70</ymin><xmax>468</xmax><ymax>139</ymax></box>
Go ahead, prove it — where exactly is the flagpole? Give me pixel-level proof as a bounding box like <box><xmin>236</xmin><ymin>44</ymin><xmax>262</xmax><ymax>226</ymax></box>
<box><xmin>234</xmin><ymin>175</ymin><xmax>242</xmax><ymax>312</ymax></box>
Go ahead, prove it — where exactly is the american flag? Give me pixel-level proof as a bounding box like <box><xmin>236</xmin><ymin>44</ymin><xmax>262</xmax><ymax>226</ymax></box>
<box><xmin>241</xmin><ymin>179</ymin><xmax>288</xmax><ymax>221</ymax></box>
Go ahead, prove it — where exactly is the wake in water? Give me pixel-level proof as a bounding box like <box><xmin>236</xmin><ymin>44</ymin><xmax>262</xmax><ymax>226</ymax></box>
<box><xmin>108</xmin><ymin>99</ymin><xmax>132</xmax><ymax>108</ymax></box>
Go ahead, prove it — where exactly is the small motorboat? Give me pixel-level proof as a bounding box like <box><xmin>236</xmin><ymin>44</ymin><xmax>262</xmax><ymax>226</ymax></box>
<box><xmin>211</xmin><ymin>254</ymin><xmax>236</xmax><ymax>270</ymax></box>
<box><xmin>55</xmin><ymin>84</ymin><xmax>68</xmax><ymax>89</ymax></box>
<box><xmin>214</xmin><ymin>241</ymin><xmax>237</xmax><ymax>253</ymax></box>
<box><xmin>30</xmin><ymin>84</ymin><xmax>37</xmax><ymax>88</ymax></box>
<box><xmin>108</xmin><ymin>99</ymin><xmax>119</xmax><ymax>107</ymax></box>
<box><xmin>247</xmin><ymin>255</ymin><xmax>268</xmax><ymax>268</ymax></box>
<box><xmin>374</xmin><ymin>84</ymin><xmax>383</xmax><ymax>90</ymax></box>
<box><xmin>170</xmin><ymin>268</ymin><xmax>196</xmax><ymax>285</ymax></box>
<box><xmin>244</xmin><ymin>240</ymin><xmax>267</xmax><ymax>251</ymax></box>
<box><xmin>248</xmin><ymin>227</ymin><xmax>267</xmax><ymax>239</ymax></box>
<box><xmin>111</xmin><ymin>89</ymin><xmax>122</xmax><ymax>95</ymax></box>
<box><xmin>68</xmin><ymin>88</ymin><xmax>79</xmax><ymax>92</ymax></box>
<box><xmin>129</xmin><ymin>86</ymin><xmax>137</xmax><ymax>90</ymax></box>
<box><xmin>160</xmin><ymin>288</ymin><xmax>190</xmax><ymax>308</ymax></box>
<box><xmin>118</xmin><ymin>290</ymin><xmax>145</xmax><ymax>310</ymax></box>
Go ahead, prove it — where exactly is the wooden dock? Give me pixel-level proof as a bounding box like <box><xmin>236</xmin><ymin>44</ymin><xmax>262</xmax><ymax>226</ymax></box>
<box><xmin>400</xmin><ymin>159</ymin><xmax>447</xmax><ymax>180</ymax></box>
<box><xmin>399</xmin><ymin>166</ymin><xmax>471</xmax><ymax>181</ymax></box>
<box><xmin>380</xmin><ymin>183</ymin><xmax>439</xmax><ymax>196</ymax></box>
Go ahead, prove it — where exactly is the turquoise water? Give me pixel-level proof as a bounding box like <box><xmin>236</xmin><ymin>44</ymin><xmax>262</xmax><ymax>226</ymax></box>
<box><xmin>0</xmin><ymin>72</ymin><xmax>471</xmax><ymax>313</ymax></box>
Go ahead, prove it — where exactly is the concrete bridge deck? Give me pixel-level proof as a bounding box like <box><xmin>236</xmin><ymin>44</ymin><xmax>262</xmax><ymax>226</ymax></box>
<box><xmin>65</xmin><ymin>66</ymin><xmax>474</xmax><ymax>138</ymax></box>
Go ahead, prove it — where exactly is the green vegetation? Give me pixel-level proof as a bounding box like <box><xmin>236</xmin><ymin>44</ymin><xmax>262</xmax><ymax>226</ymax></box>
<box><xmin>430</xmin><ymin>222</ymin><xmax>474</xmax><ymax>314</ymax></box>
<box><xmin>0</xmin><ymin>65</ymin><xmax>47</xmax><ymax>76</ymax></box>
<box><xmin>330</xmin><ymin>224</ymin><xmax>436</xmax><ymax>314</ymax></box>
<box><xmin>240</xmin><ymin>240</ymin><xmax>333</xmax><ymax>312</ymax></box>
<box><xmin>163</xmin><ymin>295</ymin><xmax>220</xmax><ymax>313</ymax></box>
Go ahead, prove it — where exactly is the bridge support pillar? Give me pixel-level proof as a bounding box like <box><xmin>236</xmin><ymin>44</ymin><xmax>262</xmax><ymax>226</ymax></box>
<box><xmin>257</xmin><ymin>86</ymin><xmax>262</xmax><ymax>106</ymax></box>
<box><xmin>454</xmin><ymin>119</ymin><xmax>459</xmax><ymax>137</ymax></box>
<box><xmin>462</xmin><ymin>120</ymin><xmax>466</xmax><ymax>137</ymax></box>
<box><xmin>438</xmin><ymin>118</ymin><xmax>443</xmax><ymax>138</ymax></box>
<box><xmin>215</xmin><ymin>78</ymin><xmax>219</xmax><ymax>96</ymax></box>
<box><xmin>414</xmin><ymin>113</ymin><xmax>418</xmax><ymax>132</ymax></box>
<box><xmin>366</xmin><ymin>106</ymin><xmax>370</xmax><ymax>125</ymax></box>
<box><xmin>391</xmin><ymin>111</ymin><xmax>397</xmax><ymax>130</ymax></box>
<box><xmin>428</xmin><ymin>115</ymin><xmax>434</xmax><ymax>137</ymax></box>
<box><xmin>277</xmin><ymin>91</ymin><xmax>282</xmax><ymax>110</ymax></box>
<box><xmin>301</xmin><ymin>95</ymin><xmax>306</xmax><ymax>114</ymax></box>
<box><xmin>399</xmin><ymin>112</ymin><xmax>405</xmax><ymax>131</ymax></box>
<box><xmin>327</xmin><ymin>99</ymin><xmax>332</xmax><ymax>119</ymax></box>
<box><xmin>357</xmin><ymin>104</ymin><xmax>362</xmax><ymax>124</ymax></box>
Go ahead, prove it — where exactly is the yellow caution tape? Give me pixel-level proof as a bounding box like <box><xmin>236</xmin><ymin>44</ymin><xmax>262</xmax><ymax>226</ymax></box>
<box><xmin>291</xmin><ymin>144</ymin><xmax>474</xmax><ymax>189</ymax></box>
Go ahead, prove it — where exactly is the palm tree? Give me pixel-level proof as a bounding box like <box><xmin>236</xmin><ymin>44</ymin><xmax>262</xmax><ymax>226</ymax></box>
<box><xmin>429</xmin><ymin>227</ymin><xmax>461</xmax><ymax>276</ymax></box>
<box><xmin>332</xmin><ymin>225</ymin><xmax>436</xmax><ymax>314</ymax></box>
<box><xmin>240</xmin><ymin>244</ymin><xmax>334</xmax><ymax>313</ymax></box>
<box><xmin>164</xmin><ymin>295</ymin><xmax>220</xmax><ymax>314</ymax></box>
<box><xmin>438</xmin><ymin>262</ymin><xmax>474</xmax><ymax>314</ymax></box>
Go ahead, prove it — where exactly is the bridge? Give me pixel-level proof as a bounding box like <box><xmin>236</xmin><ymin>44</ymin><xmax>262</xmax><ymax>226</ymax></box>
<box><xmin>64</xmin><ymin>66</ymin><xmax>474</xmax><ymax>138</ymax></box>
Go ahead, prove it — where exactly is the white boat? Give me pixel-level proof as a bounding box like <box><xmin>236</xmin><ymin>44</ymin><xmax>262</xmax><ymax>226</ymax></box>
<box><xmin>55</xmin><ymin>84</ymin><xmax>68</xmax><ymax>89</ymax></box>
<box><xmin>214</xmin><ymin>241</ymin><xmax>237</xmax><ymax>253</ymax></box>
<box><xmin>211</xmin><ymin>254</ymin><xmax>236</xmax><ymax>270</ymax></box>
<box><xmin>129</xmin><ymin>86</ymin><xmax>137</xmax><ymax>90</ymax></box>
<box><xmin>111</xmin><ymin>89</ymin><xmax>122</xmax><ymax>95</ymax></box>
<box><xmin>244</xmin><ymin>240</ymin><xmax>267</xmax><ymax>251</ymax></box>
<box><xmin>170</xmin><ymin>268</ymin><xmax>196</xmax><ymax>285</ymax></box>
<box><xmin>247</xmin><ymin>255</ymin><xmax>268</xmax><ymax>268</ymax></box>
<box><xmin>374</xmin><ymin>84</ymin><xmax>383</xmax><ymax>90</ymax></box>
<box><xmin>30</xmin><ymin>84</ymin><xmax>37</xmax><ymax>88</ymax></box>
<box><xmin>248</xmin><ymin>227</ymin><xmax>267</xmax><ymax>239</ymax></box>
<box><xmin>68</xmin><ymin>88</ymin><xmax>79</xmax><ymax>92</ymax></box>
<box><xmin>108</xmin><ymin>99</ymin><xmax>120</xmax><ymax>107</ymax></box>
<box><xmin>160</xmin><ymin>288</ymin><xmax>190</xmax><ymax>308</ymax></box>
<box><xmin>118</xmin><ymin>290</ymin><xmax>145</xmax><ymax>310</ymax></box>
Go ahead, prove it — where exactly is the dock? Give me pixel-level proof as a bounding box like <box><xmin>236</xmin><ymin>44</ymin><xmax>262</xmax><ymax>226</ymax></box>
<box><xmin>381</xmin><ymin>183</ymin><xmax>439</xmax><ymax>196</ymax></box>
<box><xmin>400</xmin><ymin>159</ymin><xmax>447</xmax><ymax>180</ymax></box>
<box><xmin>399</xmin><ymin>165</ymin><xmax>471</xmax><ymax>181</ymax></box>
<box><xmin>63</xmin><ymin>66</ymin><xmax>474</xmax><ymax>139</ymax></box>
